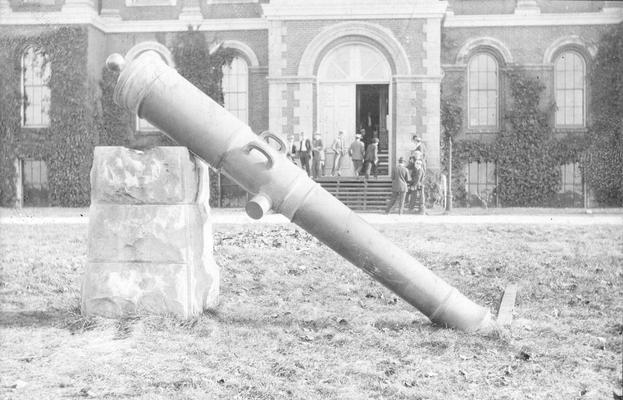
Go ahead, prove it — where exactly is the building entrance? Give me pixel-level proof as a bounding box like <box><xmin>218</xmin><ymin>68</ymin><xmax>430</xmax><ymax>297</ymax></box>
<box><xmin>356</xmin><ymin>84</ymin><xmax>389</xmax><ymax>175</ymax></box>
<box><xmin>316</xmin><ymin>43</ymin><xmax>392</xmax><ymax>177</ymax></box>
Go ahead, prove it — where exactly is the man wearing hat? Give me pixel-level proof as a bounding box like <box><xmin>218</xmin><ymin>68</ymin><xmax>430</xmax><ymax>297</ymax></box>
<box><xmin>411</xmin><ymin>134</ymin><xmax>425</xmax><ymax>159</ymax></box>
<box><xmin>348</xmin><ymin>132</ymin><xmax>365</xmax><ymax>176</ymax></box>
<box><xmin>311</xmin><ymin>132</ymin><xmax>325</xmax><ymax>179</ymax></box>
<box><xmin>385</xmin><ymin>157</ymin><xmax>411</xmax><ymax>215</ymax></box>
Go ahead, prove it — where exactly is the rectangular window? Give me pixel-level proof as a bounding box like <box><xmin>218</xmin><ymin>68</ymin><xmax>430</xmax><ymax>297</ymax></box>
<box><xmin>467</xmin><ymin>53</ymin><xmax>498</xmax><ymax>129</ymax></box>
<box><xmin>556</xmin><ymin>162</ymin><xmax>583</xmax><ymax>206</ymax></box>
<box><xmin>466</xmin><ymin>161</ymin><xmax>496</xmax><ymax>204</ymax></box>
<box><xmin>22</xmin><ymin>159</ymin><xmax>49</xmax><ymax>206</ymax></box>
<box><xmin>559</xmin><ymin>163</ymin><xmax>582</xmax><ymax>193</ymax></box>
<box><xmin>222</xmin><ymin>57</ymin><xmax>249</xmax><ymax>124</ymax></box>
<box><xmin>22</xmin><ymin>48</ymin><xmax>51</xmax><ymax>128</ymax></box>
<box><xmin>555</xmin><ymin>52</ymin><xmax>585</xmax><ymax>128</ymax></box>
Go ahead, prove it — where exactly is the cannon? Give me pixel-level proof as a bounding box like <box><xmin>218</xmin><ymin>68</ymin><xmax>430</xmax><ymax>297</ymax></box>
<box><xmin>106</xmin><ymin>52</ymin><xmax>495</xmax><ymax>332</ymax></box>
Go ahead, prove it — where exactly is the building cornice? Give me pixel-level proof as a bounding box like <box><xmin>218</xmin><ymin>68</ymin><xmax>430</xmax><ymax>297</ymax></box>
<box><xmin>444</xmin><ymin>10</ymin><xmax>623</xmax><ymax>28</ymax></box>
<box><xmin>0</xmin><ymin>12</ymin><xmax>268</xmax><ymax>32</ymax></box>
<box><xmin>104</xmin><ymin>17</ymin><xmax>267</xmax><ymax>32</ymax></box>
<box><xmin>262</xmin><ymin>0</ymin><xmax>448</xmax><ymax>20</ymax></box>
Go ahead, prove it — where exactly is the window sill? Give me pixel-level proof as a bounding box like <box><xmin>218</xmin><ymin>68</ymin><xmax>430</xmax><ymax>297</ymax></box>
<box><xmin>125</xmin><ymin>0</ymin><xmax>176</xmax><ymax>6</ymax></box>
<box><xmin>11</xmin><ymin>1</ymin><xmax>61</xmax><ymax>11</ymax></box>
<box><xmin>21</xmin><ymin>125</ymin><xmax>50</xmax><ymax>129</ymax></box>
<box><xmin>465</xmin><ymin>129</ymin><xmax>499</xmax><ymax>135</ymax></box>
<box><xmin>553</xmin><ymin>127</ymin><xmax>587</xmax><ymax>135</ymax></box>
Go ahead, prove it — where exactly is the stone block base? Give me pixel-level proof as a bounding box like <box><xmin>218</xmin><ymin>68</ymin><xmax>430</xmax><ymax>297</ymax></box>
<box><xmin>82</xmin><ymin>146</ymin><xmax>219</xmax><ymax>319</ymax></box>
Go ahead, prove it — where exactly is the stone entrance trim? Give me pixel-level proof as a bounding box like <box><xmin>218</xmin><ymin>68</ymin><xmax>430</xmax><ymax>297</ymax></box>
<box><xmin>82</xmin><ymin>146</ymin><xmax>219</xmax><ymax>318</ymax></box>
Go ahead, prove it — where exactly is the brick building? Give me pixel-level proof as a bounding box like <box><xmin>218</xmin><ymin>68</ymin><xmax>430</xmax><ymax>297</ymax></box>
<box><xmin>1</xmin><ymin>0</ymin><xmax>621</xmax><ymax>207</ymax></box>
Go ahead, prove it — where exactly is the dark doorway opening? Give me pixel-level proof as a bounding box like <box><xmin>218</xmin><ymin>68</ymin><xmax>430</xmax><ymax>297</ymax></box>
<box><xmin>356</xmin><ymin>84</ymin><xmax>389</xmax><ymax>175</ymax></box>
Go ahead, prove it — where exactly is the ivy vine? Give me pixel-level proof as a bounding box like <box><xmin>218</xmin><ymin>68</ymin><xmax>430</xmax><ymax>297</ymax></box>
<box><xmin>442</xmin><ymin>69</ymin><xmax>587</xmax><ymax>207</ymax></box>
<box><xmin>0</xmin><ymin>26</ymin><xmax>97</xmax><ymax>207</ymax></box>
<box><xmin>585</xmin><ymin>22</ymin><xmax>623</xmax><ymax>206</ymax></box>
<box><xmin>0</xmin><ymin>25</ymin><xmax>237</xmax><ymax>207</ymax></box>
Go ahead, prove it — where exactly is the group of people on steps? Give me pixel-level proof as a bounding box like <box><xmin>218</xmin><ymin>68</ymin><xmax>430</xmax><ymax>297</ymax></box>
<box><xmin>285</xmin><ymin>129</ymin><xmax>381</xmax><ymax>180</ymax></box>
<box><xmin>284</xmin><ymin>131</ymin><xmax>427</xmax><ymax>214</ymax></box>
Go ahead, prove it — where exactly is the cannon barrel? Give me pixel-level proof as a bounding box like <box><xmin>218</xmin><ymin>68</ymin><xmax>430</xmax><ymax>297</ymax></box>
<box><xmin>107</xmin><ymin>52</ymin><xmax>495</xmax><ymax>332</ymax></box>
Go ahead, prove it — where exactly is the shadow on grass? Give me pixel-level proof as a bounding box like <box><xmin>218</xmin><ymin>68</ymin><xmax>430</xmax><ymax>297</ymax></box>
<box><xmin>0</xmin><ymin>307</ymin><xmax>98</xmax><ymax>333</ymax></box>
<box><xmin>204</xmin><ymin>308</ymin><xmax>435</xmax><ymax>333</ymax></box>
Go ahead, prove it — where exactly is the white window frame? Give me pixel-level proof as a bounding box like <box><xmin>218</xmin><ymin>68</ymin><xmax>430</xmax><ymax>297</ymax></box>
<box><xmin>21</xmin><ymin>47</ymin><xmax>51</xmax><ymax>128</ymax></box>
<box><xmin>466</xmin><ymin>160</ymin><xmax>497</xmax><ymax>201</ymax></box>
<box><xmin>467</xmin><ymin>52</ymin><xmax>499</xmax><ymax>130</ymax></box>
<box><xmin>221</xmin><ymin>56</ymin><xmax>249</xmax><ymax>124</ymax></box>
<box><xmin>554</xmin><ymin>50</ymin><xmax>586</xmax><ymax>129</ymax></box>
<box><xmin>125</xmin><ymin>0</ymin><xmax>176</xmax><ymax>7</ymax></box>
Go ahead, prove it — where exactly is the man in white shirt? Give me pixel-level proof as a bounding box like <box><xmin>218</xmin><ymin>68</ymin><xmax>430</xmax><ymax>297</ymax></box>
<box><xmin>331</xmin><ymin>131</ymin><xmax>345</xmax><ymax>176</ymax></box>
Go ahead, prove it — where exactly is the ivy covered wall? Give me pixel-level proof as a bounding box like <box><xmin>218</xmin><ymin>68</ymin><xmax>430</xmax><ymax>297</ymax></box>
<box><xmin>441</xmin><ymin>68</ymin><xmax>588</xmax><ymax>207</ymax></box>
<box><xmin>584</xmin><ymin>22</ymin><xmax>623</xmax><ymax>206</ymax></box>
<box><xmin>0</xmin><ymin>26</ymin><xmax>98</xmax><ymax>207</ymax></box>
<box><xmin>440</xmin><ymin>23</ymin><xmax>622</xmax><ymax>207</ymax></box>
<box><xmin>0</xmin><ymin>26</ymin><xmax>241</xmax><ymax>207</ymax></box>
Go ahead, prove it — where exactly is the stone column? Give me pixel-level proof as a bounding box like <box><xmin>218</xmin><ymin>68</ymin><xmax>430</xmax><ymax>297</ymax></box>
<box><xmin>419</xmin><ymin>79</ymin><xmax>442</xmax><ymax>171</ymax></box>
<box><xmin>267</xmin><ymin>19</ymin><xmax>288</xmax><ymax>135</ymax></box>
<box><xmin>393</xmin><ymin>78</ymin><xmax>418</xmax><ymax>164</ymax></box>
<box><xmin>82</xmin><ymin>146</ymin><xmax>219</xmax><ymax>319</ymax></box>
<box><xmin>293</xmin><ymin>78</ymin><xmax>315</xmax><ymax>136</ymax></box>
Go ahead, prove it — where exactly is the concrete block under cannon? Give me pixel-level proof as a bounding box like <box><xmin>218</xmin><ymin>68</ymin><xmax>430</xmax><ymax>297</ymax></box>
<box><xmin>106</xmin><ymin>52</ymin><xmax>496</xmax><ymax>332</ymax></box>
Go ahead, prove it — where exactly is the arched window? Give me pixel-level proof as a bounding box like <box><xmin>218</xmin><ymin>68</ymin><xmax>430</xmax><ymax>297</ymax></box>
<box><xmin>22</xmin><ymin>47</ymin><xmax>51</xmax><ymax>127</ymax></box>
<box><xmin>222</xmin><ymin>56</ymin><xmax>248</xmax><ymax>124</ymax></box>
<box><xmin>467</xmin><ymin>53</ymin><xmax>498</xmax><ymax>128</ymax></box>
<box><xmin>555</xmin><ymin>51</ymin><xmax>585</xmax><ymax>127</ymax></box>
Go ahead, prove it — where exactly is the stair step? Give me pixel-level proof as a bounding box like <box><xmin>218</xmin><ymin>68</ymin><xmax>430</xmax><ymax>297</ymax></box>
<box><xmin>318</xmin><ymin>177</ymin><xmax>395</xmax><ymax>211</ymax></box>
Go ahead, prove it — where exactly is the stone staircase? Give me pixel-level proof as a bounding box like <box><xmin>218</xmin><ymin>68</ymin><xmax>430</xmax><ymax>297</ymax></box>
<box><xmin>317</xmin><ymin>177</ymin><xmax>392</xmax><ymax>211</ymax></box>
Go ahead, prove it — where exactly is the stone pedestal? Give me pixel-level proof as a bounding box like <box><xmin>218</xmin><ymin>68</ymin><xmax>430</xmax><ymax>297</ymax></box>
<box><xmin>82</xmin><ymin>146</ymin><xmax>219</xmax><ymax>318</ymax></box>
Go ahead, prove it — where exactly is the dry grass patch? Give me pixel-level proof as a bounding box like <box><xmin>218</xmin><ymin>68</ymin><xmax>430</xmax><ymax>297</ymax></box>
<box><xmin>0</xmin><ymin>221</ymin><xmax>621</xmax><ymax>399</ymax></box>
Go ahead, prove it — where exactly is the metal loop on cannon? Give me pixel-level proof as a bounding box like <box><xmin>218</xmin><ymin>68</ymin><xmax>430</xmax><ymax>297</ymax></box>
<box><xmin>243</xmin><ymin>141</ymin><xmax>274</xmax><ymax>169</ymax></box>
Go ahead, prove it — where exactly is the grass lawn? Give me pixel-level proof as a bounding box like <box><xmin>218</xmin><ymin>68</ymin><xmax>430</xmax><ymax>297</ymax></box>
<box><xmin>1</xmin><ymin>221</ymin><xmax>621</xmax><ymax>399</ymax></box>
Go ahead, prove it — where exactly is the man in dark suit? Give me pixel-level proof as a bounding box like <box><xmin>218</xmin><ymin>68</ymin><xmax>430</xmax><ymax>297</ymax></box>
<box><xmin>407</xmin><ymin>157</ymin><xmax>425</xmax><ymax>214</ymax></box>
<box><xmin>363</xmin><ymin>138</ymin><xmax>379</xmax><ymax>180</ymax></box>
<box><xmin>312</xmin><ymin>132</ymin><xmax>325</xmax><ymax>179</ymax></box>
<box><xmin>385</xmin><ymin>157</ymin><xmax>411</xmax><ymax>215</ymax></box>
<box><xmin>298</xmin><ymin>131</ymin><xmax>312</xmax><ymax>176</ymax></box>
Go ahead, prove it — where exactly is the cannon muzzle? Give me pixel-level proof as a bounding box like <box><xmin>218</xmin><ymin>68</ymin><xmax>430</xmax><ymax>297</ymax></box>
<box><xmin>107</xmin><ymin>51</ymin><xmax>496</xmax><ymax>332</ymax></box>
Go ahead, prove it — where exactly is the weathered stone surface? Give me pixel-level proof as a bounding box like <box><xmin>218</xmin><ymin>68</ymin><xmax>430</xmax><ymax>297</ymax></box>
<box><xmin>82</xmin><ymin>263</ymin><xmax>188</xmax><ymax>317</ymax></box>
<box><xmin>82</xmin><ymin>260</ymin><xmax>219</xmax><ymax>317</ymax></box>
<box><xmin>90</xmin><ymin>146</ymin><xmax>198</xmax><ymax>204</ymax></box>
<box><xmin>88</xmin><ymin>204</ymin><xmax>204</xmax><ymax>264</ymax></box>
<box><xmin>82</xmin><ymin>146</ymin><xmax>219</xmax><ymax>319</ymax></box>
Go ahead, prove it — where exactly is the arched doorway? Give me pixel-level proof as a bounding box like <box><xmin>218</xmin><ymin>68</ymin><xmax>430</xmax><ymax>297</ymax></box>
<box><xmin>317</xmin><ymin>43</ymin><xmax>391</xmax><ymax>176</ymax></box>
